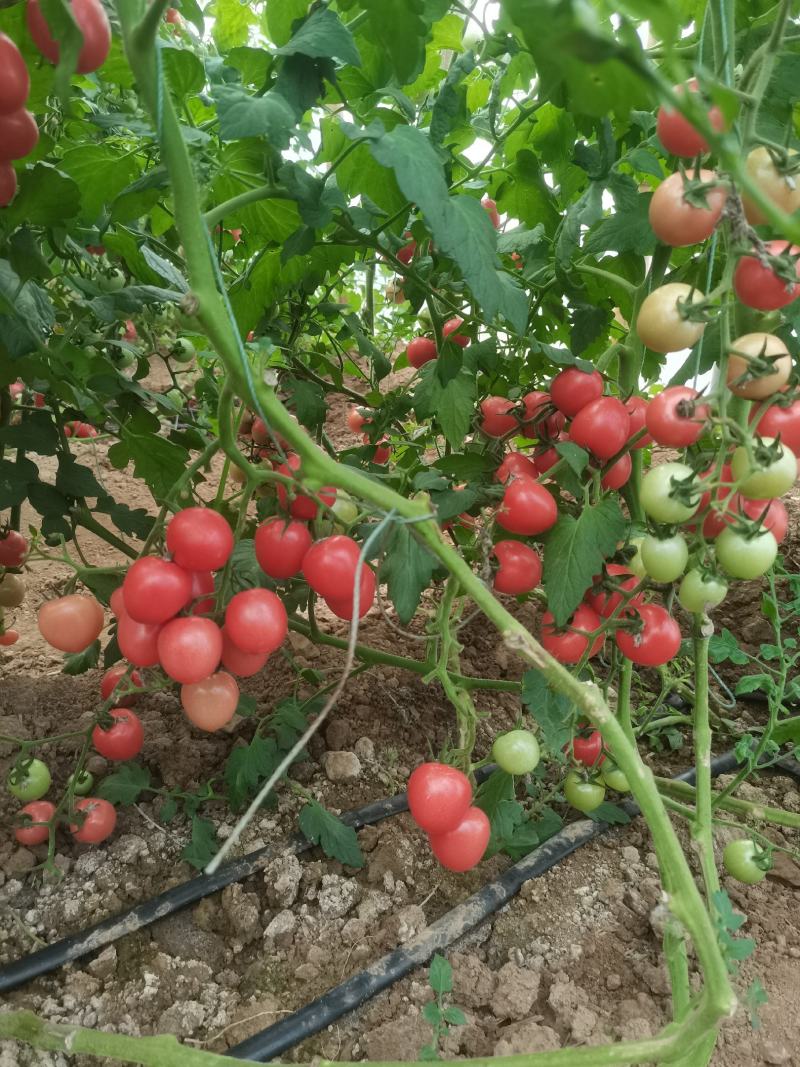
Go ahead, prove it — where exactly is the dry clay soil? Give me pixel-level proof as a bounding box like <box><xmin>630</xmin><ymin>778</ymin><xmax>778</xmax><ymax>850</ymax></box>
<box><xmin>1</xmin><ymin>402</ymin><xmax>800</xmax><ymax>1067</ymax></box>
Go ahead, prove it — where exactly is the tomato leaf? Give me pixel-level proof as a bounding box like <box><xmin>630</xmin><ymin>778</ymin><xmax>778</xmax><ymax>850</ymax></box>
<box><xmin>182</xmin><ymin>816</ymin><xmax>219</xmax><ymax>871</ymax></box>
<box><xmin>542</xmin><ymin>497</ymin><xmax>626</xmax><ymax>626</ymax></box>
<box><xmin>708</xmin><ymin>628</ymin><xmax>749</xmax><ymax>666</ymax></box>
<box><xmin>277</xmin><ymin>7</ymin><xmax>361</xmax><ymax>67</ymax></box>
<box><xmin>521</xmin><ymin>670</ymin><xmax>573</xmax><ymax>755</ymax></box>
<box><xmin>475</xmin><ymin>769</ymin><xmax>515</xmax><ymax>819</ymax></box>
<box><xmin>98</xmin><ymin>763</ymin><xmax>151</xmax><ymax>805</ymax></box>
<box><xmin>224</xmin><ymin>734</ymin><xmax>280</xmax><ymax>812</ymax></box>
<box><xmin>0</xmin><ymin>412</ymin><xmax>59</xmax><ymax>456</ymax></box>
<box><xmin>55</xmin><ymin>456</ymin><xmax>105</xmax><ymax>500</ymax></box>
<box><xmin>108</xmin><ymin>432</ymin><xmax>189</xmax><ymax>503</ymax></box>
<box><xmin>428</xmin><ymin>954</ymin><xmax>453</xmax><ymax>995</ymax></box>
<box><xmin>381</xmin><ymin>524</ymin><xmax>437</xmax><ymax>624</ymax></box>
<box><xmin>360</xmin><ymin>0</ymin><xmax>428</xmax><ymax>84</ymax></box>
<box><xmin>299</xmin><ymin>799</ymin><xmax>364</xmax><ymax>868</ymax></box>
<box><xmin>212</xmin><ymin>84</ymin><xmax>297</xmax><ymax>147</ymax></box>
<box><xmin>62</xmin><ymin>639</ymin><xmax>100</xmax><ymax>675</ymax></box>
<box><xmin>585</xmin><ymin>801</ymin><xmax>631</xmax><ymax>825</ymax></box>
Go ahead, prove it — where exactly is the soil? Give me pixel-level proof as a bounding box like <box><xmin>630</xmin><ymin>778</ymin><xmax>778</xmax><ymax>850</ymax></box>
<box><xmin>2</xmin><ymin>395</ymin><xmax>800</xmax><ymax>1067</ymax></box>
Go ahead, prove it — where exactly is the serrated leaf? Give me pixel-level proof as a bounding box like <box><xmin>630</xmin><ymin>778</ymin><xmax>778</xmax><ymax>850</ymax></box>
<box><xmin>542</xmin><ymin>498</ymin><xmax>626</xmax><ymax>626</ymax></box>
<box><xmin>521</xmin><ymin>670</ymin><xmax>573</xmax><ymax>754</ymax></box>
<box><xmin>55</xmin><ymin>456</ymin><xmax>104</xmax><ymax>499</ymax></box>
<box><xmin>141</xmin><ymin>246</ymin><xmax>188</xmax><ymax>292</ymax></box>
<box><xmin>182</xmin><ymin>816</ymin><xmax>219</xmax><ymax>870</ymax></box>
<box><xmin>212</xmin><ymin>84</ymin><xmax>297</xmax><ymax>147</ymax></box>
<box><xmin>381</xmin><ymin>524</ymin><xmax>437</xmax><ymax>624</ymax></box>
<box><xmin>224</xmin><ymin>735</ymin><xmax>280</xmax><ymax>812</ymax></box>
<box><xmin>361</xmin><ymin>0</ymin><xmax>428</xmax><ymax>83</ymax></box>
<box><xmin>0</xmin><ymin>456</ymin><xmax>39</xmax><ymax>509</ymax></box>
<box><xmin>734</xmin><ymin>674</ymin><xmax>773</xmax><ymax>696</ymax></box>
<box><xmin>62</xmin><ymin>640</ymin><xmax>100</xmax><ymax>675</ymax></box>
<box><xmin>299</xmin><ymin>800</ymin><xmax>364</xmax><ymax>868</ymax></box>
<box><xmin>428</xmin><ymin>954</ymin><xmax>452</xmax><ymax>994</ymax></box>
<box><xmin>97</xmin><ymin>763</ymin><xmax>151</xmax><ymax>805</ymax></box>
<box><xmin>442</xmin><ymin>1007</ymin><xmax>466</xmax><ymax>1026</ymax></box>
<box><xmin>555</xmin><ymin>441</ymin><xmax>589</xmax><ymax>476</ymax></box>
<box><xmin>277</xmin><ymin>7</ymin><xmax>361</xmax><ymax>66</ymax></box>
<box><xmin>286</xmin><ymin>377</ymin><xmax>327</xmax><ymax>431</ymax></box>
<box><xmin>476</xmin><ymin>770</ymin><xmax>515</xmax><ymax>818</ymax></box>
<box><xmin>586</xmin><ymin>801</ymin><xmax>630</xmax><ymax>825</ymax></box>
<box><xmin>108</xmin><ymin>432</ymin><xmax>189</xmax><ymax>503</ymax></box>
<box><xmin>422</xmin><ymin>1001</ymin><xmax>442</xmax><ymax>1025</ymax></box>
<box><xmin>708</xmin><ymin>628</ymin><xmax>749</xmax><ymax>666</ymax></box>
<box><xmin>0</xmin><ymin>412</ymin><xmax>59</xmax><ymax>455</ymax></box>
<box><xmin>158</xmin><ymin>796</ymin><xmax>178</xmax><ymax>824</ymax></box>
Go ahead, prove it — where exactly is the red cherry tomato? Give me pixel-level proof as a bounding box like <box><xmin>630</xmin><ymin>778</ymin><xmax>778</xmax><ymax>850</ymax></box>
<box><xmin>407</xmin><ymin>337</ymin><xmax>438</xmax><ymax>368</ymax></box>
<box><xmin>165</xmin><ymin>7</ymin><xmax>181</xmax><ymax>24</ymax></box>
<box><xmin>442</xmin><ymin>317</ymin><xmax>469</xmax><ymax>347</ymax></box>
<box><xmin>492</xmin><ymin>541</ymin><xmax>542</xmax><ymax>595</ymax></box>
<box><xmin>0</xmin><ymin>34</ymin><xmax>30</xmax><ymax>116</ymax></box>
<box><xmin>75</xmin><ymin>423</ymin><xmax>98</xmax><ymax>438</ymax></box>
<box><xmin>363</xmin><ymin>435</ymin><xmax>391</xmax><ymax>464</ymax></box>
<box><xmin>276</xmin><ymin>453</ymin><xmax>336</xmax><ymax>520</ymax></box>
<box><xmin>601</xmin><ymin>452</ymin><xmax>632</xmax><ymax>490</ymax></box>
<box><xmin>122</xmin><ymin>557</ymin><xmax>192</xmax><ymax>625</ymax></box>
<box><xmin>15</xmin><ymin>800</ymin><xmax>55</xmax><ymax>845</ymax></box>
<box><xmin>157</xmin><ymin>617</ymin><xmax>223</xmax><ymax>684</ymax></box>
<box><xmin>224</xmin><ymin>588</ymin><xmax>287</xmax><ymax>656</ymax></box>
<box><xmin>0</xmin><ymin>109</ymin><xmax>38</xmax><ymax>161</ymax></box>
<box><xmin>734</xmin><ymin>241</ymin><xmax>800</xmax><ymax>311</ymax></box>
<box><xmin>482</xmin><ymin>197</ymin><xmax>500</xmax><ymax>228</ymax></box>
<box><xmin>303</xmin><ymin>535</ymin><xmax>361</xmax><ymax>599</ymax></box>
<box><xmin>110</xmin><ymin>586</ymin><xmax>126</xmax><ymax>618</ymax></box>
<box><xmin>645</xmin><ymin>386</ymin><xmax>709</xmax><ymax>447</ymax></box>
<box><xmin>550</xmin><ymin>368</ymin><xmax>603</xmax><ymax>418</ymax></box>
<box><xmin>587</xmin><ymin>564</ymin><xmax>640</xmax><ymax>619</ymax></box>
<box><xmin>396</xmin><ymin>234</ymin><xmax>416</xmax><ymax>265</ymax></box>
<box><xmin>186</xmin><ymin>569</ymin><xmax>215</xmax><ymax>615</ymax></box>
<box><xmin>325</xmin><ymin>564</ymin><xmax>376</xmax><ymax>619</ymax></box>
<box><xmin>496</xmin><ymin>477</ymin><xmax>558</xmax><ymax>535</ymax></box>
<box><xmin>70</xmin><ymin>797</ymin><xmax>117</xmax><ymax>844</ymax></box>
<box><xmin>648</xmin><ymin>170</ymin><xmax>726</xmax><ymax>247</ymax></box>
<box><xmin>522</xmin><ymin>390</ymin><xmax>565</xmax><ymax>439</ymax></box>
<box><xmin>624</xmin><ymin>396</ymin><xmax>652</xmax><ymax>449</ymax></box>
<box><xmin>0</xmin><ymin>161</ymin><xmax>17</xmax><ymax>206</ymax></box>
<box><xmin>100</xmin><ymin>664</ymin><xmax>143</xmax><ymax>706</ymax></box>
<box><xmin>755</xmin><ymin>400</ymin><xmax>800</xmax><ymax>457</ymax></box>
<box><xmin>480</xmin><ymin>396</ymin><xmax>517</xmax><ymax>438</ymax></box>
<box><xmin>38</xmin><ymin>594</ymin><xmax>104</xmax><ymax>653</ymax></box>
<box><xmin>740</xmin><ymin>497</ymin><xmax>789</xmax><ymax>543</ymax></box>
<box><xmin>92</xmin><ymin>708</ymin><xmax>144</xmax><ymax>761</ymax></box>
<box><xmin>0</xmin><ymin>629</ymin><xmax>19</xmax><ymax>646</ymax></box>
<box><xmin>221</xmin><ymin>627</ymin><xmax>269</xmax><ymax>677</ymax></box>
<box><xmin>570</xmin><ymin>397</ymin><xmax>630</xmax><ymax>460</ymax></box>
<box><xmin>656</xmin><ymin>80</ymin><xmax>725</xmax><ymax>157</ymax></box>
<box><xmin>181</xmin><ymin>671</ymin><xmax>240</xmax><ymax>732</ymax></box>
<box><xmin>255</xmin><ymin>517</ymin><xmax>312</xmax><ymax>579</ymax></box>
<box><xmin>116</xmin><ymin>612</ymin><xmax>162</xmax><ymax>667</ymax></box>
<box><xmin>407</xmin><ymin>762</ymin><xmax>472</xmax><ymax>834</ymax></box>
<box><xmin>541</xmin><ymin>604</ymin><xmax>604</xmax><ymax>663</ymax></box>
<box><xmin>26</xmin><ymin>0</ymin><xmax>111</xmax><ymax>73</ymax></box>
<box><xmin>346</xmin><ymin>407</ymin><xmax>370</xmax><ymax>433</ymax></box>
<box><xmin>566</xmin><ymin>729</ymin><xmax>605</xmax><ymax>767</ymax></box>
<box><xmin>534</xmin><ymin>438</ymin><xmax>564</xmax><ymax>475</ymax></box>
<box><xmin>615</xmin><ymin>603</ymin><xmax>682</xmax><ymax>667</ymax></box>
<box><xmin>0</xmin><ymin>529</ymin><xmax>28</xmax><ymax>567</ymax></box>
<box><xmin>428</xmin><ymin>806</ymin><xmax>490</xmax><ymax>872</ymax></box>
<box><xmin>166</xmin><ymin>508</ymin><xmax>234</xmax><ymax>571</ymax></box>
<box><xmin>496</xmin><ymin>452</ymin><xmax>539</xmax><ymax>483</ymax></box>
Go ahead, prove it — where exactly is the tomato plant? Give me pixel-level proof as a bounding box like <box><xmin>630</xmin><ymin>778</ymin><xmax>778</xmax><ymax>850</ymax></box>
<box><xmin>8</xmin><ymin>757</ymin><xmax>51</xmax><ymax>802</ymax></box>
<box><xmin>407</xmin><ymin>763</ymin><xmax>472</xmax><ymax>835</ymax></box>
<box><xmin>92</xmin><ymin>709</ymin><xmax>144</xmax><ymax>761</ymax></box>
<box><xmin>563</xmin><ymin>771</ymin><xmax>605</xmax><ymax>814</ymax></box>
<box><xmin>722</xmin><ymin>839</ymin><xmax>770</xmax><ymax>884</ymax></box>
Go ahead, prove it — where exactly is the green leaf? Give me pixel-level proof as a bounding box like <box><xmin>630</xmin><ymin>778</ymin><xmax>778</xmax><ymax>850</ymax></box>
<box><xmin>0</xmin><ymin>456</ymin><xmax>39</xmax><ymax>509</ymax></box>
<box><xmin>341</xmin><ymin>312</ymin><xmax>391</xmax><ymax>381</ymax></box>
<box><xmin>0</xmin><ymin>412</ymin><xmax>59</xmax><ymax>455</ymax></box>
<box><xmin>360</xmin><ymin>0</ymin><xmax>428</xmax><ymax>84</ymax></box>
<box><xmin>55</xmin><ymin>455</ymin><xmax>104</xmax><ymax>499</ymax></box>
<box><xmin>381</xmin><ymin>524</ymin><xmax>437</xmax><ymax>624</ymax></box>
<box><xmin>182</xmin><ymin>816</ymin><xmax>219</xmax><ymax>871</ymax></box>
<box><xmin>586</xmin><ymin>801</ymin><xmax>631</xmax><ymax>825</ymax></box>
<box><xmin>158</xmin><ymin>796</ymin><xmax>178</xmax><ymax>824</ymax></box>
<box><xmin>5</xmin><ymin>163</ymin><xmax>81</xmax><ymax>227</ymax></box>
<box><xmin>422</xmin><ymin>1002</ymin><xmax>443</xmax><ymax>1026</ymax></box>
<box><xmin>428</xmin><ymin>954</ymin><xmax>453</xmax><ymax>995</ymax></box>
<box><xmin>708</xmin><ymin>628</ymin><xmax>749</xmax><ymax>666</ymax></box>
<box><xmin>542</xmin><ymin>498</ymin><xmax>626</xmax><ymax>626</ymax></box>
<box><xmin>162</xmin><ymin>45</ymin><xmax>205</xmax><ymax>97</ymax></box>
<box><xmin>58</xmin><ymin>149</ymin><xmax>138</xmax><ymax>223</ymax></box>
<box><xmin>108</xmin><ymin>432</ymin><xmax>189</xmax><ymax>502</ymax></box>
<box><xmin>94</xmin><ymin>497</ymin><xmax>155</xmax><ymax>541</ymax></box>
<box><xmin>286</xmin><ymin>377</ymin><xmax>327</xmax><ymax>431</ymax></box>
<box><xmin>571</xmin><ymin>304</ymin><xmax>612</xmax><ymax>357</ymax></box>
<box><xmin>98</xmin><ymin>763</ymin><xmax>152</xmax><ymax>805</ymax></box>
<box><xmin>62</xmin><ymin>640</ymin><xmax>100</xmax><ymax>676</ymax></box>
<box><xmin>0</xmin><ymin>260</ymin><xmax>55</xmax><ymax>357</ymax></box>
<box><xmin>266</xmin><ymin>0</ymin><xmax>308</xmax><ymax>45</ymax></box>
<box><xmin>503</xmin><ymin>806</ymin><xmax>562</xmax><ymax>860</ymax></box>
<box><xmin>270</xmin><ymin>698</ymin><xmax>309</xmax><ymax>749</ymax></box>
<box><xmin>745</xmin><ymin>979</ymin><xmax>769</xmax><ymax>1029</ymax></box>
<box><xmin>434</xmin><ymin>452</ymin><xmax>496</xmax><ymax>480</ymax></box>
<box><xmin>277</xmin><ymin>8</ymin><xmax>361</xmax><ymax>67</ymax></box>
<box><xmin>140</xmin><ymin>246</ymin><xmax>188</xmax><ymax>292</ymax></box>
<box><xmin>430</xmin><ymin>50</ymin><xmax>475</xmax><ymax>144</ymax></box>
<box><xmin>413</xmin><ymin>362</ymin><xmax>476</xmax><ymax>448</ymax></box>
<box><xmin>442</xmin><ymin>1007</ymin><xmax>466</xmax><ymax>1026</ymax></box>
<box><xmin>299</xmin><ymin>800</ymin><xmax>364</xmax><ymax>868</ymax></box>
<box><xmin>224</xmin><ymin>735</ymin><xmax>280</xmax><ymax>812</ymax></box>
<box><xmin>734</xmin><ymin>674</ymin><xmax>773</xmax><ymax>696</ymax></box>
<box><xmin>476</xmin><ymin>769</ymin><xmax>515</xmax><ymax>819</ymax></box>
<box><xmin>555</xmin><ymin>441</ymin><xmax>589</xmax><ymax>476</ymax></box>
<box><xmin>212</xmin><ymin>84</ymin><xmax>297</xmax><ymax>147</ymax></box>
<box><xmin>521</xmin><ymin>670</ymin><xmax>573</xmax><ymax>754</ymax></box>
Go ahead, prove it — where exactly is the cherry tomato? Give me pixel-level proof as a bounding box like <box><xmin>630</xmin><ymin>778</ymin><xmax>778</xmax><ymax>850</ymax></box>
<box><xmin>0</xmin><ymin>109</ymin><xmax>38</xmax><ymax>162</ymax></box>
<box><xmin>0</xmin><ymin>34</ymin><xmax>30</xmax><ymax>116</ymax></box>
<box><xmin>187</xmin><ymin>569</ymin><xmax>215</xmax><ymax>615</ymax></box>
<box><xmin>346</xmin><ymin>407</ymin><xmax>370</xmax><ymax>433</ymax></box>
<box><xmin>122</xmin><ymin>557</ymin><xmax>191</xmax><ymax>624</ymax></box>
<box><xmin>627</xmin><ymin>537</ymin><xmax>646</xmax><ymax>579</ymax></box>
<box><xmin>0</xmin><ymin>161</ymin><xmax>16</xmax><ymax>206</ymax></box>
<box><xmin>567</xmin><ymin>729</ymin><xmax>604</xmax><ymax>767</ymax></box>
<box><xmin>641</xmin><ymin>533</ymin><xmax>688</xmax><ymax>583</ymax></box>
<box><xmin>624</xmin><ymin>396</ymin><xmax>652</xmax><ymax>449</ymax></box>
<box><xmin>363</xmin><ymin>435</ymin><xmax>391</xmax><ymax>465</ymax></box>
<box><xmin>407</xmin><ymin>337</ymin><xmax>438</xmax><ymax>368</ymax></box>
<box><xmin>636</xmin><ymin>284</ymin><xmax>706</xmax><ymax>354</ymax></box>
<box><xmin>303</xmin><ymin>535</ymin><xmax>361</xmax><ymax>599</ymax></box>
<box><xmin>100</xmin><ymin>664</ymin><xmax>144</xmax><ymax>706</ymax></box>
<box><xmin>601</xmin><ymin>452</ymin><xmax>632</xmax><ymax>490</ymax></box>
<box><xmin>428</xmin><ymin>806</ymin><xmax>490</xmax><ymax>872</ymax></box>
<box><xmin>92</xmin><ymin>708</ymin><xmax>144</xmax><ymax>761</ymax></box>
<box><xmin>715</xmin><ymin>527</ymin><xmax>777</xmax><ymax>579</ymax></box>
<box><xmin>563</xmin><ymin>770</ymin><xmax>605</xmax><ymax>813</ymax></box>
<box><xmin>396</xmin><ymin>234</ymin><xmax>416</xmax><ymax>265</ymax></box>
<box><xmin>482</xmin><ymin>197</ymin><xmax>500</xmax><ymax>228</ymax></box>
<box><xmin>166</xmin><ymin>507</ymin><xmax>234</xmax><ymax>571</ymax></box>
<box><xmin>8</xmin><ymin>758</ymin><xmax>51</xmax><ymax>802</ymax></box>
<box><xmin>250</xmin><ymin>417</ymin><xmax>271</xmax><ymax>445</ymax></box>
<box><xmin>181</xmin><ymin>671</ymin><xmax>240</xmax><ymax>731</ymax></box>
<box><xmin>255</xmin><ymin>517</ymin><xmax>312</xmax><ymax>579</ymax></box>
<box><xmin>755</xmin><ymin>399</ymin><xmax>800</xmax><ymax>456</ymax></box>
<box><xmin>407</xmin><ymin>762</ymin><xmax>472</xmax><ymax>834</ymax></box>
<box><xmin>157</xmin><ymin>617</ymin><xmax>223</xmax><ymax>683</ymax></box>
<box><xmin>492</xmin><ymin>541</ymin><xmax>542</xmax><ymax>595</ymax></box>
<box><xmin>615</xmin><ymin>604</ymin><xmax>682</xmax><ymax>667</ymax></box>
<box><xmin>38</xmin><ymin>593</ymin><xmax>104</xmax><ymax>653</ymax></box>
<box><xmin>0</xmin><ymin>530</ymin><xmax>28</xmax><ymax>568</ymax></box>
<box><xmin>723</xmin><ymin>839</ymin><xmax>770</xmax><ymax>884</ymax></box>
<box><xmin>221</xmin><ymin>626</ymin><xmax>269</xmax><ymax>677</ymax></box>
<box><xmin>742</xmin><ymin>147</ymin><xmax>800</xmax><ymax>225</ymax></box>
<box><xmin>68</xmin><ymin>770</ymin><xmax>94</xmax><ymax>796</ymax></box>
<box><xmin>600</xmin><ymin>764</ymin><xmax>630</xmax><ymax>793</ymax></box>
<box><xmin>587</xmin><ymin>564</ymin><xmax>640</xmax><ymax>618</ymax></box>
<box><xmin>496</xmin><ymin>452</ymin><xmax>539</xmax><ymax>483</ymax></box>
<box><xmin>0</xmin><ymin>573</ymin><xmax>26</xmax><ymax>607</ymax></box>
<box><xmin>27</xmin><ymin>0</ymin><xmax>111</xmax><ymax>74</ymax></box>
<box><xmin>726</xmin><ymin>333</ymin><xmax>791</xmax><ymax>399</ymax></box>
<box><xmin>570</xmin><ymin>397</ymin><xmax>630</xmax><ymax>460</ymax></box>
<box><xmin>521</xmin><ymin>390</ymin><xmax>565</xmax><ymax>439</ymax></box>
<box><xmin>678</xmin><ymin>569</ymin><xmax>728</xmax><ymax>612</ymax></box>
<box><xmin>276</xmin><ymin>453</ymin><xmax>336</xmax><ymax>520</ymax></box>
<box><xmin>740</xmin><ymin>497</ymin><xmax>788</xmax><ymax>543</ymax></box>
<box><xmin>641</xmin><ymin>462</ymin><xmax>701</xmax><ymax>524</ymax></box>
<box><xmin>117</xmin><ymin>612</ymin><xmax>161</xmax><ymax>667</ymax></box>
<box><xmin>224</xmin><ymin>588</ymin><xmax>287</xmax><ymax>655</ymax></box>
<box><xmin>325</xmin><ymin>564</ymin><xmax>376</xmax><ymax>620</ymax></box>
<box><xmin>14</xmin><ymin>800</ymin><xmax>55</xmax><ymax>846</ymax></box>
<box><xmin>645</xmin><ymin>386</ymin><xmax>709</xmax><ymax>447</ymax></box>
<box><xmin>492</xmin><ymin>730</ymin><xmax>540</xmax><ymax>774</ymax></box>
<box><xmin>731</xmin><ymin>438</ymin><xmax>796</xmax><ymax>499</ymax></box>
<box><xmin>656</xmin><ymin>80</ymin><xmax>725</xmax><ymax>157</ymax></box>
<box><xmin>541</xmin><ymin>604</ymin><xmax>603</xmax><ymax>663</ymax></box>
<box><xmin>331</xmin><ymin>491</ymin><xmax>359</xmax><ymax>526</ymax></box>
<box><xmin>550</xmin><ymin>368</ymin><xmax>603</xmax><ymax>418</ymax></box>
<box><xmin>442</xmin><ymin>317</ymin><xmax>469</xmax><ymax>347</ymax></box>
<box><xmin>649</xmin><ymin>169</ymin><xmax>726</xmax><ymax>247</ymax></box>
<box><xmin>70</xmin><ymin>797</ymin><xmax>117</xmax><ymax>844</ymax></box>
<box><xmin>480</xmin><ymin>396</ymin><xmax>517</xmax><ymax>438</ymax></box>
<box><xmin>0</xmin><ymin>629</ymin><xmax>20</xmax><ymax>646</ymax></box>
<box><xmin>496</xmin><ymin>477</ymin><xmax>558</xmax><ymax>536</ymax></box>
<box><xmin>734</xmin><ymin>241</ymin><xmax>800</xmax><ymax>311</ymax></box>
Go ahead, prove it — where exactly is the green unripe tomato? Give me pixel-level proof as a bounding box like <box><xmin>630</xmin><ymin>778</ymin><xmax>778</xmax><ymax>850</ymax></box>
<box><xmin>723</xmin><ymin>839</ymin><xmax>769</xmax><ymax>884</ymax></box>
<box><xmin>731</xmin><ymin>438</ymin><xmax>796</xmax><ymax>499</ymax></box>
<box><xmin>116</xmin><ymin>351</ymin><xmax>136</xmax><ymax>370</ymax></box>
<box><xmin>165</xmin><ymin>388</ymin><xmax>185</xmax><ymax>408</ymax></box>
<box><xmin>563</xmin><ymin>770</ymin><xmax>605</xmax><ymax>813</ymax></box>
<box><xmin>492</xmin><ymin>730</ymin><xmax>540</xmax><ymax>775</ymax></box>
<box><xmin>627</xmin><ymin>537</ymin><xmax>647</xmax><ymax>579</ymax></box>
<box><xmin>68</xmin><ymin>770</ymin><xmax>94</xmax><ymax>796</ymax></box>
<box><xmin>331</xmin><ymin>491</ymin><xmax>359</xmax><ymax>526</ymax></box>
<box><xmin>170</xmin><ymin>338</ymin><xmax>196</xmax><ymax>364</ymax></box>
<box><xmin>98</xmin><ymin>269</ymin><xmax>126</xmax><ymax>293</ymax></box>
<box><xmin>678</xmin><ymin>570</ymin><xmax>728</xmax><ymax>612</ymax></box>
<box><xmin>641</xmin><ymin>462</ymin><xmax>701</xmax><ymax>524</ymax></box>
<box><xmin>715</xmin><ymin>527</ymin><xmax>777</xmax><ymax>580</ymax></box>
<box><xmin>600</xmin><ymin>763</ymin><xmax>630</xmax><ymax>793</ymax></box>
<box><xmin>641</xmin><ymin>533</ymin><xmax>688</xmax><ymax>583</ymax></box>
<box><xmin>8</xmin><ymin>758</ymin><xmax>52</xmax><ymax>802</ymax></box>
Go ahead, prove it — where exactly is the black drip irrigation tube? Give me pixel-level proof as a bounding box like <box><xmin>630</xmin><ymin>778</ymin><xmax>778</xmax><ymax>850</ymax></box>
<box><xmin>1</xmin><ymin>750</ymin><xmax>799</xmax><ymax>1063</ymax></box>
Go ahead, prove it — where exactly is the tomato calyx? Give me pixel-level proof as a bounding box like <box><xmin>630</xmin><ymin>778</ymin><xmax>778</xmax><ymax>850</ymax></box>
<box><xmin>674</xmin><ymin>164</ymin><xmax>728</xmax><ymax>211</ymax></box>
<box><xmin>728</xmin><ymin>335</ymin><xmax>793</xmax><ymax>389</ymax></box>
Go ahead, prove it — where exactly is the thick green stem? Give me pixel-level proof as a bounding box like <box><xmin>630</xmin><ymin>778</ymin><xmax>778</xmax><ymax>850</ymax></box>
<box><xmin>691</xmin><ymin>624</ymin><xmax>720</xmax><ymax>899</ymax></box>
<box><xmin>657</xmin><ymin>777</ymin><xmax>800</xmax><ymax>829</ymax></box>
<box><xmin>617</xmin><ymin>656</ymin><xmax>635</xmax><ymax>745</ymax></box>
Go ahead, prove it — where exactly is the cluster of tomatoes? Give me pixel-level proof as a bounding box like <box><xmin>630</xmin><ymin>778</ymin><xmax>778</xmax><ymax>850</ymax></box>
<box><xmin>10</xmin><ymin>751</ymin><xmax>117</xmax><ymax>849</ymax></box>
<box><xmin>0</xmin><ymin>0</ymin><xmax>110</xmax><ymax>207</ymax></box>
<box><xmin>0</xmin><ymin>528</ymin><xmax>29</xmax><ymax>646</ymax></box>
